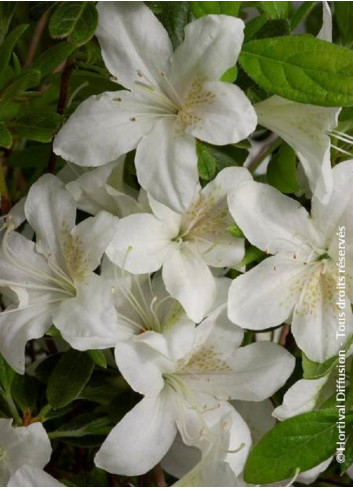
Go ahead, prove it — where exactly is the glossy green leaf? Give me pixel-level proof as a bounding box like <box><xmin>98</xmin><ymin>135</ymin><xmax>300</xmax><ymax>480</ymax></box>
<box><xmin>302</xmin><ymin>352</ymin><xmax>338</xmax><ymax>380</ymax></box>
<box><xmin>160</xmin><ymin>2</ymin><xmax>190</xmax><ymax>49</ymax></box>
<box><xmin>190</xmin><ymin>1</ymin><xmax>241</xmax><ymax>18</ymax></box>
<box><xmin>240</xmin><ymin>245</ymin><xmax>266</xmax><ymax>267</ymax></box>
<box><xmin>1</xmin><ymin>69</ymin><xmax>41</xmax><ymax>99</ymax></box>
<box><xmin>244</xmin><ymin>409</ymin><xmax>353</xmax><ymax>484</ymax></box>
<box><xmin>260</xmin><ymin>2</ymin><xmax>290</xmax><ymax>19</ymax></box>
<box><xmin>197</xmin><ymin>141</ymin><xmax>217</xmax><ymax>181</ymax></box>
<box><xmin>32</xmin><ymin>42</ymin><xmax>76</xmax><ymax>77</ymax></box>
<box><xmin>87</xmin><ymin>350</ymin><xmax>107</xmax><ymax>369</ymax></box>
<box><xmin>49</xmin><ymin>2</ymin><xmax>98</xmax><ymax>46</ymax></box>
<box><xmin>47</xmin><ymin>350</ymin><xmax>94</xmax><ymax>408</ymax></box>
<box><xmin>267</xmin><ymin>142</ymin><xmax>299</xmax><ymax>194</ymax></box>
<box><xmin>13</xmin><ymin>112</ymin><xmax>61</xmax><ymax>142</ymax></box>
<box><xmin>335</xmin><ymin>3</ymin><xmax>353</xmax><ymax>46</ymax></box>
<box><xmin>290</xmin><ymin>2</ymin><xmax>315</xmax><ymax>31</ymax></box>
<box><xmin>239</xmin><ymin>36</ymin><xmax>353</xmax><ymax>106</ymax></box>
<box><xmin>0</xmin><ymin>354</ymin><xmax>15</xmax><ymax>393</ymax></box>
<box><xmin>0</xmin><ymin>2</ymin><xmax>17</xmax><ymax>44</ymax></box>
<box><xmin>0</xmin><ymin>122</ymin><xmax>12</xmax><ymax>149</ymax></box>
<box><xmin>0</xmin><ymin>24</ymin><xmax>28</xmax><ymax>77</ymax></box>
<box><xmin>11</xmin><ymin>374</ymin><xmax>39</xmax><ymax>412</ymax></box>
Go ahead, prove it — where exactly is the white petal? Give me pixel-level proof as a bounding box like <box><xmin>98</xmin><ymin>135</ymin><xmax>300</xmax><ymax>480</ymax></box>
<box><xmin>228</xmin><ymin>256</ymin><xmax>308</xmax><ymax>330</ymax></box>
<box><xmin>292</xmin><ymin>265</ymin><xmax>353</xmax><ymax>362</ymax></box>
<box><xmin>226</xmin><ymin>342</ymin><xmax>295</xmax><ymax>401</ymax></box>
<box><xmin>185</xmin><ymin>81</ymin><xmax>257</xmax><ymax>145</ymax></box>
<box><xmin>7</xmin><ymin>466</ymin><xmax>63</xmax><ymax>487</ymax></box>
<box><xmin>312</xmin><ymin>160</ymin><xmax>353</xmax><ymax>247</ymax></box>
<box><xmin>136</xmin><ymin>118</ymin><xmax>199</xmax><ymax>213</ymax></box>
<box><xmin>96</xmin><ymin>2</ymin><xmax>172</xmax><ymax>89</ymax></box>
<box><xmin>162</xmin><ymin>244</ymin><xmax>216</xmax><ymax>323</ymax></box>
<box><xmin>233</xmin><ymin>399</ymin><xmax>275</xmax><ymax>444</ymax></box>
<box><xmin>0</xmin><ymin>302</ymin><xmax>54</xmax><ymax>374</ymax></box>
<box><xmin>318</xmin><ymin>1</ymin><xmax>332</xmax><ymax>42</ymax></box>
<box><xmin>94</xmin><ymin>392</ymin><xmax>177</xmax><ymax>476</ymax></box>
<box><xmin>25</xmin><ymin>174</ymin><xmax>76</xmax><ymax>270</ymax></box>
<box><xmin>66</xmin><ymin>158</ymin><xmax>141</xmax><ymax>217</ymax></box>
<box><xmin>162</xmin><ymin>433</ymin><xmax>201</xmax><ymax>479</ymax></box>
<box><xmin>114</xmin><ymin>340</ymin><xmax>166</xmax><ymax>396</ymax></box>
<box><xmin>347</xmin><ymin>464</ymin><xmax>353</xmax><ymax>479</ymax></box>
<box><xmin>193</xmin><ymin>306</ymin><xmax>244</xmax><ymax>362</ymax></box>
<box><xmin>54</xmin><ymin>91</ymin><xmax>157</xmax><ymax>167</ymax></box>
<box><xmin>147</xmin><ymin>195</ymin><xmax>182</xmax><ymax>237</ymax></box>
<box><xmin>297</xmin><ymin>458</ymin><xmax>333</xmax><ymax>484</ymax></box>
<box><xmin>273</xmin><ymin>376</ymin><xmax>329</xmax><ymax>421</ymax></box>
<box><xmin>1</xmin><ymin>420</ymin><xmax>52</xmax><ymax>485</ymax></box>
<box><xmin>53</xmin><ymin>274</ymin><xmax>119</xmax><ymax>350</ymax></box>
<box><xmin>135</xmin><ymin>321</ymin><xmax>196</xmax><ymax>362</ymax></box>
<box><xmin>70</xmin><ymin>211</ymin><xmax>119</xmax><ymax>276</ymax></box>
<box><xmin>169</xmin><ymin>15</ymin><xmax>245</xmax><ymax>94</ymax></box>
<box><xmin>186</xmin><ymin>167</ymin><xmax>251</xmax><ymax>268</ymax></box>
<box><xmin>255</xmin><ymin>95</ymin><xmax>340</xmax><ymax>204</ymax></box>
<box><xmin>228</xmin><ymin>180</ymin><xmax>320</xmax><ymax>257</ymax></box>
<box><xmin>106</xmin><ymin>213</ymin><xmax>176</xmax><ymax>273</ymax></box>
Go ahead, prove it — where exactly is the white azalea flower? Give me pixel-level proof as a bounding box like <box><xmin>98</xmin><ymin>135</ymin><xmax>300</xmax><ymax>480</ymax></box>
<box><xmin>106</xmin><ymin>167</ymin><xmax>251</xmax><ymax>322</ymax></box>
<box><xmin>253</xmin><ymin>1</ymin><xmax>341</xmax><ymax>204</ymax></box>
<box><xmin>94</xmin><ymin>300</ymin><xmax>294</xmax><ymax>477</ymax></box>
<box><xmin>54</xmin><ymin>2</ymin><xmax>257</xmax><ymax>212</ymax></box>
<box><xmin>7</xmin><ymin>466</ymin><xmax>64</xmax><ymax>487</ymax></box>
<box><xmin>0</xmin><ymin>174</ymin><xmax>118</xmax><ymax>373</ymax></box>
<box><xmin>66</xmin><ymin>156</ymin><xmax>147</xmax><ymax>217</ymax></box>
<box><xmin>0</xmin><ymin>419</ymin><xmax>51</xmax><ymax>486</ymax></box>
<box><xmin>228</xmin><ymin>160</ymin><xmax>353</xmax><ymax>362</ymax></box>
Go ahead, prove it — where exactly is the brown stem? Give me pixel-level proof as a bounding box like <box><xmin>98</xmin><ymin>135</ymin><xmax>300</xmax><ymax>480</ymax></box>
<box><xmin>279</xmin><ymin>324</ymin><xmax>290</xmax><ymax>347</ymax></box>
<box><xmin>24</xmin><ymin>10</ymin><xmax>50</xmax><ymax>67</ymax></box>
<box><xmin>247</xmin><ymin>135</ymin><xmax>279</xmax><ymax>172</ymax></box>
<box><xmin>47</xmin><ymin>56</ymin><xmax>75</xmax><ymax>173</ymax></box>
<box><xmin>154</xmin><ymin>464</ymin><xmax>168</xmax><ymax>487</ymax></box>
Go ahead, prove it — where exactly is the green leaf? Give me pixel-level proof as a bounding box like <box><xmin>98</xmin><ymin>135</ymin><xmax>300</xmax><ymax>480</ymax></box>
<box><xmin>239</xmin><ymin>36</ymin><xmax>353</xmax><ymax>107</ymax></box>
<box><xmin>0</xmin><ymin>3</ymin><xmax>17</xmax><ymax>44</ymax></box>
<box><xmin>0</xmin><ymin>122</ymin><xmax>12</xmax><ymax>149</ymax></box>
<box><xmin>335</xmin><ymin>3</ymin><xmax>353</xmax><ymax>47</ymax></box>
<box><xmin>221</xmin><ymin>65</ymin><xmax>237</xmax><ymax>83</ymax></box>
<box><xmin>13</xmin><ymin>112</ymin><xmax>61</xmax><ymax>142</ymax></box>
<box><xmin>341</xmin><ymin>428</ymin><xmax>353</xmax><ymax>472</ymax></box>
<box><xmin>290</xmin><ymin>2</ymin><xmax>316</xmax><ymax>31</ymax></box>
<box><xmin>244</xmin><ymin>14</ymin><xmax>268</xmax><ymax>42</ymax></box>
<box><xmin>50</xmin><ymin>413</ymin><xmax>112</xmax><ymax>439</ymax></box>
<box><xmin>244</xmin><ymin>409</ymin><xmax>353</xmax><ymax>484</ymax></box>
<box><xmin>87</xmin><ymin>350</ymin><xmax>107</xmax><ymax>369</ymax></box>
<box><xmin>1</xmin><ymin>69</ymin><xmax>41</xmax><ymax>99</ymax></box>
<box><xmin>32</xmin><ymin>42</ymin><xmax>76</xmax><ymax>78</ymax></box>
<box><xmin>302</xmin><ymin>352</ymin><xmax>338</xmax><ymax>380</ymax></box>
<box><xmin>0</xmin><ymin>24</ymin><xmax>28</xmax><ymax>77</ymax></box>
<box><xmin>47</xmin><ymin>350</ymin><xmax>94</xmax><ymax>409</ymax></box>
<box><xmin>205</xmin><ymin>143</ymin><xmax>249</xmax><ymax>169</ymax></box>
<box><xmin>0</xmin><ymin>354</ymin><xmax>15</xmax><ymax>393</ymax></box>
<box><xmin>6</xmin><ymin>144</ymin><xmax>51</xmax><ymax>168</ymax></box>
<box><xmin>160</xmin><ymin>2</ymin><xmax>190</xmax><ymax>49</ymax></box>
<box><xmin>241</xmin><ymin>245</ymin><xmax>266</xmax><ymax>267</ymax></box>
<box><xmin>260</xmin><ymin>2</ymin><xmax>290</xmax><ymax>19</ymax></box>
<box><xmin>267</xmin><ymin>142</ymin><xmax>299</xmax><ymax>194</ymax></box>
<box><xmin>11</xmin><ymin>374</ymin><xmax>39</xmax><ymax>413</ymax></box>
<box><xmin>190</xmin><ymin>1</ymin><xmax>241</xmax><ymax>18</ymax></box>
<box><xmin>49</xmin><ymin>2</ymin><xmax>98</xmax><ymax>47</ymax></box>
<box><xmin>197</xmin><ymin>141</ymin><xmax>217</xmax><ymax>181</ymax></box>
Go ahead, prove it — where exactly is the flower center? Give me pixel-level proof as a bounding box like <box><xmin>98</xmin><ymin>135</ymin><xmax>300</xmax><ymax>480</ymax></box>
<box><xmin>176</xmin><ymin>75</ymin><xmax>215</xmax><ymax>134</ymax></box>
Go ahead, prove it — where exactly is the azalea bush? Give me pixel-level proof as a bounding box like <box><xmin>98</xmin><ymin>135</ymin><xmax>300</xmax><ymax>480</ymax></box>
<box><xmin>1</xmin><ymin>1</ymin><xmax>353</xmax><ymax>487</ymax></box>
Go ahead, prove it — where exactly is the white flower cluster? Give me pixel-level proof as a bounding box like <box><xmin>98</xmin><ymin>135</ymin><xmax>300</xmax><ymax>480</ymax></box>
<box><xmin>0</xmin><ymin>2</ymin><xmax>353</xmax><ymax>486</ymax></box>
